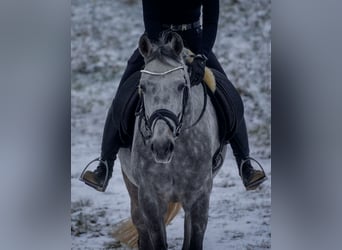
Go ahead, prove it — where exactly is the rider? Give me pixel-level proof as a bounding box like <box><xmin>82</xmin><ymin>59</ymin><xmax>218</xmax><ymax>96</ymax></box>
<box><xmin>81</xmin><ymin>0</ymin><xmax>267</xmax><ymax>191</ymax></box>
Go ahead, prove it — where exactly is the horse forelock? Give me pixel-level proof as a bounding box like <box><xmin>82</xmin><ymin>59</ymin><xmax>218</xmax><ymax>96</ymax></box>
<box><xmin>144</xmin><ymin>37</ymin><xmax>183</xmax><ymax>66</ymax></box>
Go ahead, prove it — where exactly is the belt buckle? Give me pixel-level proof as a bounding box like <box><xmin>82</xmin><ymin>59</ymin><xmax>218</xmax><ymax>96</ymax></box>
<box><xmin>181</xmin><ymin>24</ymin><xmax>187</xmax><ymax>31</ymax></box>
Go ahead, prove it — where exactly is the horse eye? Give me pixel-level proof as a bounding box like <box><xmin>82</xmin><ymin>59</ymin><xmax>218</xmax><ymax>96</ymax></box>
<box><xmin>178</xmin><ymin>83</ymin><xmax>185</xmax><ymax>91</ymax></box>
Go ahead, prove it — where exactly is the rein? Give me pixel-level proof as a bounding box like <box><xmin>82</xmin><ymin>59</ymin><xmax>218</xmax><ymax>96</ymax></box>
<box><xmin>136</xmin><ymin>65</ymin><xmax>207</xmax><ymax>142</ymax></box>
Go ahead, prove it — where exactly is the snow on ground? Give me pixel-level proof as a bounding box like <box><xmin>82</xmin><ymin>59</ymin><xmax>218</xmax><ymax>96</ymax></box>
<box><xmin>71</xmin><ymin>0</ymin><xmax>271</xmax><ymax>249</ymax></box>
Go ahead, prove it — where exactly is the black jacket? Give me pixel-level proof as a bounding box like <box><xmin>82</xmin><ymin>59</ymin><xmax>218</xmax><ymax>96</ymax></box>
<box><xmin>142</xmin><ymin>0</ymin><xmax>219</xmax><ymax>57</ymax></box>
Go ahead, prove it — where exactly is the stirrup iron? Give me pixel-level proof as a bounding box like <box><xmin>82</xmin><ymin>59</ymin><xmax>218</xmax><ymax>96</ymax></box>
<box><xmin>79</xmin><ymin>157</ymin><xmax>110</xmax><ymax>192</ymax></box>
<box><xmin>239</xmin><ymin>157</ymin><xmax>267</xmax><ymax>190</ymax></box>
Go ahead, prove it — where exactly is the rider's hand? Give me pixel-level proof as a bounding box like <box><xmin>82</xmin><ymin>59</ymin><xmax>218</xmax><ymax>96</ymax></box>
<box><xmin>190</xmin><ymin>54</ymin><xmax>207</xmax><ymax>86</ymax></box>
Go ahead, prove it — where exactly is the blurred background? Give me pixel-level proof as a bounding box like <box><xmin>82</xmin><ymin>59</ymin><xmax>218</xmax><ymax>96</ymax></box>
<box><xmin>1</xmin><ymin>0</ymin><xmax>342</xmax><ymax>249</ymax></box>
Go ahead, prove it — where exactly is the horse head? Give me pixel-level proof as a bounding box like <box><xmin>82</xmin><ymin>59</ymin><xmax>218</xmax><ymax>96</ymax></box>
<box><xmin>138</xmin><ymin>32</ymin><xmax>190</xmax><ymax>163</ymax></box>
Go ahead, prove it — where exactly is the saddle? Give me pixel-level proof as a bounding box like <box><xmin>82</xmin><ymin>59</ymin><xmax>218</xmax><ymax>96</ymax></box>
<box><xmin>114</xmin><ymin>68</ymin><xmax>244</xmax><ymax>149</ymax></box>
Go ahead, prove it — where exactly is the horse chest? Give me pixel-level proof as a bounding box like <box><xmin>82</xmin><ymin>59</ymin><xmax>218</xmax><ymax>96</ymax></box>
<box><xmin>137</xmin><ymin>156</ymin><xmax>212</xmax><ymax>200</ymax></box>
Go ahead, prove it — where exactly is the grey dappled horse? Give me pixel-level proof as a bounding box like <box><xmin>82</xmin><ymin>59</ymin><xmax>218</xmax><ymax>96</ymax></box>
<box><xmin>118</xmin><ymin>32</ymin><xmax>227</xmax><ymax>250</ymax></box>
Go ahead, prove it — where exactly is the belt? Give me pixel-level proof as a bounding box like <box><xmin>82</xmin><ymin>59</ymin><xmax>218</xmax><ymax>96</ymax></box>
<box><xmin>162</xmin><ymin>20</ymin><xmax>201</xmax><ymax>32</ymax></box>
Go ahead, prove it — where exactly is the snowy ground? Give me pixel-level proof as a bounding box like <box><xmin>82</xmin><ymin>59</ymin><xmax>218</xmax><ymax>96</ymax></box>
<box><xmin>71</xmin><ymin>0</ymin><xmax>271</xmax><ymax>249</ymax></box>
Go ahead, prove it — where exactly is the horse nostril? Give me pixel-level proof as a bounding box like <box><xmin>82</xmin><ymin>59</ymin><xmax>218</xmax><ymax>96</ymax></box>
<box><xmin>165</xmin><ymin>141</ymin><xmax>174</xmax><ymax>154</ymax></box>
<box><xmin>169</xmin><ymin>142</ymin><xmax>174</xmax><ymax>152</ymax></box>
<box><xmin>151</xmin><ymin>140</ymin><xmax>174</xmax><ymax>156</ymax></box>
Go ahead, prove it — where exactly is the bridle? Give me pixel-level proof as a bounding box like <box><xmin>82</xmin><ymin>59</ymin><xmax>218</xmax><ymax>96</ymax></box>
<box><xmin>136</xmin><ymin>64</ymin><xmax>207</xmax><ymax>143</ymax></box>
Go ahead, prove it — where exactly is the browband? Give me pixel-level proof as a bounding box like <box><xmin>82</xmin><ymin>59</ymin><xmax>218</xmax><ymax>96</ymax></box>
<box><xmin>140</xmin><ymin>66</ymin><xmax>184</xmax><ymax>76</ymax></box>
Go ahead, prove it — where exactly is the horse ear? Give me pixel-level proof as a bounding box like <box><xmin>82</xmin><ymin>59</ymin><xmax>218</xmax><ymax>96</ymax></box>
<box><xmin>139</xmin><ymin>34</ymin><xmax>152</xmax><ymax>58</ymax></box>
<box><xmin>170</xmin><ymin>32</ymin><xmax>183</xmax><ymax>56</ymax></box>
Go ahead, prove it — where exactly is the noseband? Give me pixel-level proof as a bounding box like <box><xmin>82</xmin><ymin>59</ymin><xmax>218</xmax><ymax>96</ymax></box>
<box><xmin>136</xmin><ymin>65</ymin><xmax>207</xmax><ymax>143</ymax></box>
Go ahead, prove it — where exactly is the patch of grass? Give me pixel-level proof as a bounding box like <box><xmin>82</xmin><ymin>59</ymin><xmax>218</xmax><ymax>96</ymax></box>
<box><xmin>71</xmin><ymin>198</ymin><xmax>93</xmax><ymax>213</ymax></box>
<box><xmin>72</xmin><ymin>81</ymin><xmax>86</xmax><ymax>91</ymax></box>
<box><xmin>71</xmin><ymin>199</ymin><xmax>109</xmax><ymax>238</ymax></box>
<box><xmin>104</xmin><ymin>240</ymin><xmax>123</xmax><ymax>249</ymax></box>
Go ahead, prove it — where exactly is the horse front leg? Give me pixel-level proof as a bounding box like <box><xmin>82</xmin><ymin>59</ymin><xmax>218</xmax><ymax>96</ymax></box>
<box><xmin>122</xmin><ymin>171</ymin><xmax>153</xmax><ymax>249</ymax></box>
<box><xmin>188</xmin><ymin>193</ymin><xmax>210</xmax><ymax>250</ymax></box>
<box><xmin>131</xmin><ymin>201</ymin><xmax>152</xmax><ymax>250</ymax></box>
<box><xmin>138</xmin><ymin>189</ymin><xmax>168</xmax><ymax>250</ymax></box>
<box><xmin>182</xmin><ymin>212</ymin><xmax>191</xmax><ymax>250</ymax></box>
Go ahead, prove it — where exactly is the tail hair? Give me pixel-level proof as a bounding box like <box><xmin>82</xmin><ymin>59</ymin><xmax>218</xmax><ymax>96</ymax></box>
<box><xmin>112</xmin><ymin>202</ymin><xmax>182</xmax><ymax>248</ymax></box>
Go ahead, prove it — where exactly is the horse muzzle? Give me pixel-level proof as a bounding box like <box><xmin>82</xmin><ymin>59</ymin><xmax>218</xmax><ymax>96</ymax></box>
<box><xmin>150</xmin><ymin>137</ymin><xmax>175</xmax><ymax>164</ymax></box>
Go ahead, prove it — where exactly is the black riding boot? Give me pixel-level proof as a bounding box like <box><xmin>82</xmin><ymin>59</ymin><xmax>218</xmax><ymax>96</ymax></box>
<box><xmin>82</xmin><ymin>158</ymin><xmax>115</xmax><ymax>192</ymax></box>
<box><xmin>239</xmin><ymin>158</ymin><xmax>267</xmax><ymax>190</ymax></box>
<box><xmin>230</xmin><ymin>118</ymin><xmax>267</xmax><ymax>190</ymax></box>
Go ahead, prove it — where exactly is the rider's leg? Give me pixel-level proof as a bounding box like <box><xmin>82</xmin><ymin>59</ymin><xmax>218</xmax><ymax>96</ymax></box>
<box><xmin>82</xmin><ymin>49</ymin><xmax>144</xmax><ymax>192</ymax></box>
<box><xmin>205</xmin><ymin>51</ymin><xmax>266</xmax><ymax>190</ymax></box>
<box><xmin>172</xmin><ymin>28</ymin><xmax>266</xmax><ymax>190</ymax></box>
<box><xmin>229</xmin><ymin>118</ymin><xmax>266</xmax><ymax>190</ymax></box>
